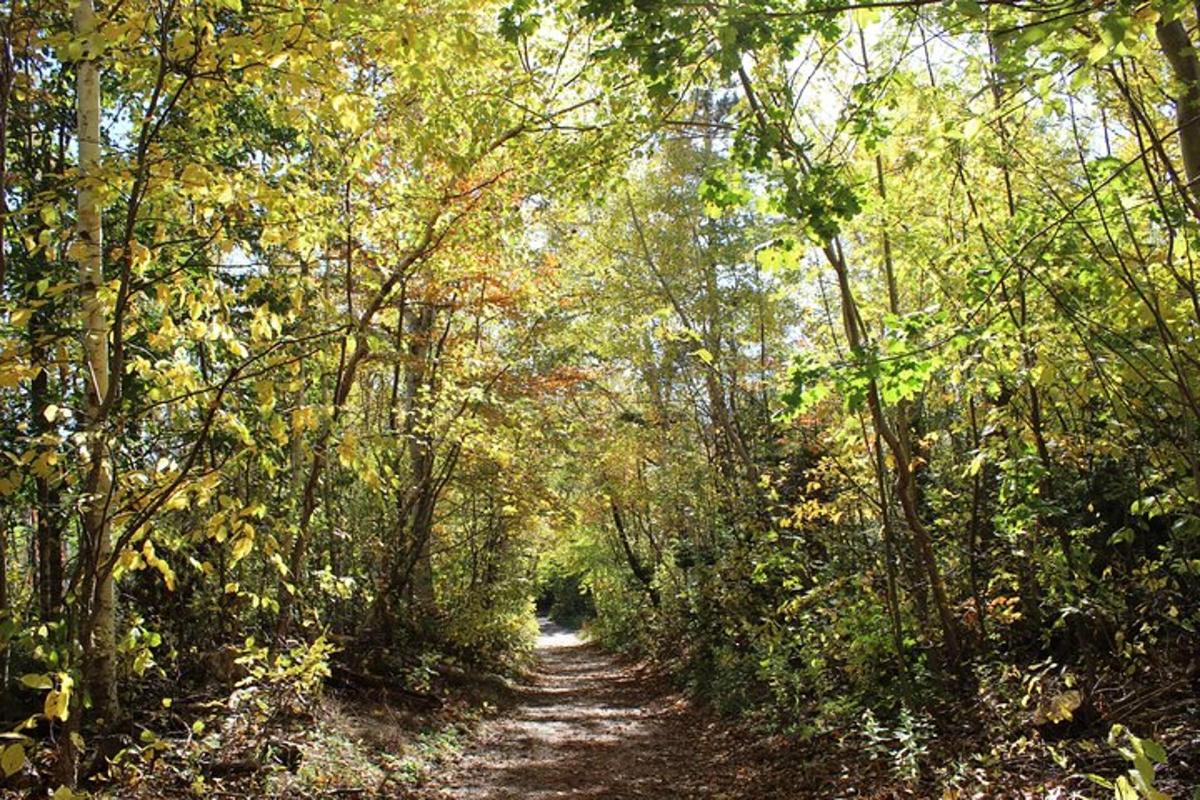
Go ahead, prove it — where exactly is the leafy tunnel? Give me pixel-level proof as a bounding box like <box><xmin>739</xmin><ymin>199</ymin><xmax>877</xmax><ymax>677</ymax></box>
<box><xmin>0</xmin><ymin>0</ymin><xmax>1198</xmax><ymax>797</ymax></box>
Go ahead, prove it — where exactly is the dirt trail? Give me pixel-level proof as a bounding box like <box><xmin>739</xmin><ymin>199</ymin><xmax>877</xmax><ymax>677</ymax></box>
<box><xmin>416</xmin><ymin>619</ymin><xmax>796</xmax><ymax>799</ymax></box>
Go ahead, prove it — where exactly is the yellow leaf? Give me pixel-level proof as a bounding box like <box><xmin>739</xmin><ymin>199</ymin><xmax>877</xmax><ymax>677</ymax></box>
<box><xmin>179</xmin><ymin>163</ymin><xmax>210</xmax><ymax>190</ymax></box>
<box><xmin>31</xmin><ymin>451</ymin><xmax>59</xmax><ymax>479</ymax></box>
<box><xmin>142</xmin><ymin>541</ymin><xmax>177</xmax><ymax>591</ymax></box>
<box><xmin>1</xmin><ymin>743</ymin><xmax>24</xmax><ymax>776</ymax></box>
<box><xmin>254</xmin><ymin>380</ymin><xmax>275</xmax><ymax>411</ymax></box>
<box><xmin>1038</xmin><ymin>689</ymin><xmax>1083</xmax><ymax>724</ymax></box>
<box><xmin>130</xmin><ymin>241</ymin><xmax>152</xmax><ymax>269</ymax></box>
<box><xmin>292</xmin><ymin>406</ymin><xmax>316</xmax><ymax>433</ymax></box>
<box><xmin>20</xmin><ymin>673</ymin><xmax>53</xmax><ymax>690</ymax></box>
<box><xmin>165</xmin><ymin>489</ymin><xmax>190</xmax><ymax>511</ymax></box>
<box><xmin>269</xmin><ymin>415</ymin><xmax>288</xmax><ymax>445</ymax></box>
<box><xmin>337</xmin><ymin>430</ymin><xmax>358</xmax><ymax>467</ymax></box>
<box><xmin>230</xmin><ymin>536</ymin><xmax>253</xmax><ymax>564</ymax></box>
<box><xmin>44</xmin><ymin>688</ymin><xmax>69</xmax><ymax>721</ymax></box>
<box><xmin>851</xmin><ymin>6</ymin><xmax>881</xmax><ymax>27</ymax></box>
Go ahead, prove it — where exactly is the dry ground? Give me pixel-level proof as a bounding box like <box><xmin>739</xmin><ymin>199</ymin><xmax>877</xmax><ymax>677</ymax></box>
<box><xmin>413</xmin><ymin>619</ymin><xmax>801</xmax><ymax>800</ymax></box>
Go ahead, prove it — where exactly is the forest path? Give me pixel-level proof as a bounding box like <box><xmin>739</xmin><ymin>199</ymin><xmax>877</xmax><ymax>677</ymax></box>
<box><xmin>415</xmin><ymin>618</ymin><xmax>789</xmax><ymax>799</ymax></box>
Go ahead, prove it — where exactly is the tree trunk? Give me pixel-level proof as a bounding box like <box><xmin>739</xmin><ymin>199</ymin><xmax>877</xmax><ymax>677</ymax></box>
<box><xmin>404</xmin><ymin>305</ymin><xmax>436</xmax><ymax>614</ymax></box>
<box><xmin>31</xmin><ymin>342</ymin><xmax>64</xmax><ymax>620</ymax></box>
<box><xmin>831</xmin><ymin>245</ymin><xmax>962</xmax><ymax>665</ymax></box>
<box><xmin>611</xmin><ymin>501</ymin><xmax>659</xmax><ymax>606</ymax></box>
<box><xmin>1157</xmin><ymin>16</ymin><xmax>1200</xmax><ymax>205</ymax></box>
<box><xmin>75</xmin><ymin>0</ymin><xmax>119</xmax><ymax>726</ymax></box>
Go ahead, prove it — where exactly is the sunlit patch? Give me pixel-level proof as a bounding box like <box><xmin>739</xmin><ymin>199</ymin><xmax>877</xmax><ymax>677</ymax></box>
<box><xmin>537</xmin><ymin>616</ymin><xmax>585</xmax><ymax>650</ymax></box>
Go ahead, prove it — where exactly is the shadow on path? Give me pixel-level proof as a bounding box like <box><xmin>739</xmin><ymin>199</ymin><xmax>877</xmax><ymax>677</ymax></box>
<box><xmin>416</xmin><ymin>618</ymin><xmax>786</xmax><ymax>799</ymax></box>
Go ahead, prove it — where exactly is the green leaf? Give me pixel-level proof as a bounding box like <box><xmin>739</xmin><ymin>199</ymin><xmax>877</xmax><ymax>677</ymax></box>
<box><xmin>1141</xmin><ymin>737</ymin><xmax>1167</xmax><ymax>764</ymax></box>
<box><xmin>955</xmin><ymin>0</ymin><xmax>984</xmax><ymax>18</ymax></box>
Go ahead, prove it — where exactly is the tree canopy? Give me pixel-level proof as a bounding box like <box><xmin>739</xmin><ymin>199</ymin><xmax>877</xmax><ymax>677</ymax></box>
<box><xmin>0</xmin><ymin>0</ymin><xmax>1198</xmax><ymax>796</ymax></box>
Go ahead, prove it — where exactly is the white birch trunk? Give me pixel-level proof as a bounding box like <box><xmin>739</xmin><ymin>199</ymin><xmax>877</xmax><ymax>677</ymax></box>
<box><xmin>75</xmin><ymin>0</ymin><xmax>119</xmax><ymax>725</ymax></box>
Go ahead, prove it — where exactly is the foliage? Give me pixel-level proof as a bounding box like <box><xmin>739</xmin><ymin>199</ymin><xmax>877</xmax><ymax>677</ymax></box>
<box><xmin>1</xmin><ymin>0</ymin><xmax>1199</xmax><ymax>795</ymax></box>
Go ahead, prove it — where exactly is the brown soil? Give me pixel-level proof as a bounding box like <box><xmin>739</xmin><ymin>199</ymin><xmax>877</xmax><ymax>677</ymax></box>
<box><xmin>414</xmin><ymin>619</ymin><xmax>801</xmax><ymax>800</ymax></box>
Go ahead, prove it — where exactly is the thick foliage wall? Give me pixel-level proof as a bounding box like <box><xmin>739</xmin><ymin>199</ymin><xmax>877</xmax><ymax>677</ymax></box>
<box><xmin>0</xmin><ymin>0</ymin><xmax>629</xmax><ymax>790</ymax></box>
<box><xmin>549</xmin><ymin>1</ymin><xmax>1200</xmax><ymax>784</ymax></box>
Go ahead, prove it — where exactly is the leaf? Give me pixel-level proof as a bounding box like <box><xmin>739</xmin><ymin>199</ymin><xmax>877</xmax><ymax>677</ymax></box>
<box><xmin>337</xmin><ymin>430</ymin><xmax>359</xmax><ymax>467</ymax></box>
<box><xmin>1043</xmin><ymin>689</ymin><xmax>1083</xmax><ymax>723</ymax></box>
<box><xmin>1141</xmin><ymin>737</ymin><xmax>1167</xmax><ymax>764</ymax></box>
<box><xmin>231</xmin><ymin>536</ymin><xmax>254</xmax><ymax>564</ymax></box>
<box><xmin>1114</xmin><ymin>776</ymin><xmax>1139</xmax><ymax>800</ymax></box>
<box><xmin>1016</xmin><ymin>25</ymin><xmax>1049</xmax><ymax>48</ymax></box>
<box><xmin>21</xmin><ymin>673</ymin><xmax>53</xmax><ymax>690</ymax></box>
<box><xmin>129</xmin><ymin>241</ymin><xmax>151</xmax><ymax>268</ymax></box>
<box><xmin>955</xmin><ymin>0</ymin><xmax>984</xmax><ymax>18</ymax></box>
<box><xmin>179</xmin><ymin>163</ymin><xmax>210</xmax><ymax>189</ymax></box>
<box><xmin>1</xmin><ymin>743</ymin><xmax>24</xmax><ymax>777</ymax></box>
<box><xmin>143</xmin><ymin>540</ymin><xmax>177</xmax><ymax>591</ymax></box>
<box><xmin>851</xmin><ymin>6</ymin><xmax>881</xmax><ymax>28</ymax></box>
<box><xmin>44</xmin><ymin>688</ymin><xmax>69</xmax><ymax>721</ymax></box>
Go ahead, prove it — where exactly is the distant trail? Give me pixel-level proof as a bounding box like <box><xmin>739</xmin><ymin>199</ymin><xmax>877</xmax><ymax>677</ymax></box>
<box><xmin>416</xmin><ymin>618</ymin><xmax>793</xmax><ymax>799</ymax></box>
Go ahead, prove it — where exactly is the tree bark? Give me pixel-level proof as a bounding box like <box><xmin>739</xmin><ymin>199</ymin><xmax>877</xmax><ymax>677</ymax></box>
<box><xmin>611</xmin><ymin>501</ymin><xmax>659</xmax><ymax>606</ymax></box>
<box><xmin>32</xmin><ymin>342</ymin><xmax>63</xmax><ymax>620</ymax></box>
<box><xmin>75</xmin><ymin>0</ymin><xmax>119</xmax><ymax>726</ymax></box>
<box><xmin>404</xmin><ymin>305</ymin><xmax>436</xmax><ymax>613</ymax></box>
<box><xmin>1157</xmin><ymin>16</ymin><xmax>1200</xmax><ymax>205</ymax></box>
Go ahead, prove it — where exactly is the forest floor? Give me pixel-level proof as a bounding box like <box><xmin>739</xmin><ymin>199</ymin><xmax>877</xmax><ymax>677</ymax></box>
<box><xmin>85</xmin><ymin>619</ymin><xmax>1197</xmax><ymax>798</ymax></box>
<box><xmin>410</xmin><ymin>618</ymin><xmax>800</xmax><ymax>799</ymax></box>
